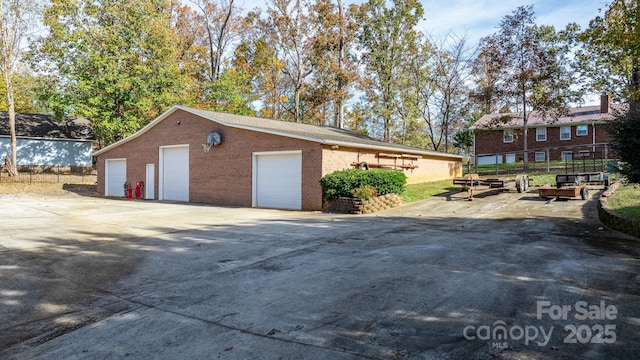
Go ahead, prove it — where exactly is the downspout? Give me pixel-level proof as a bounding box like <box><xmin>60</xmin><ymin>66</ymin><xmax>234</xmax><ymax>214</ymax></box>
<box><xmin>592</xmin><ymin>121</ymin><xmax>596</xmax><ymax>153</ymax></box>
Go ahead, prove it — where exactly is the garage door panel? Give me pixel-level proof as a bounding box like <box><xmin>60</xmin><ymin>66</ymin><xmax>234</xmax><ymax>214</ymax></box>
<box><xmin>161</xmin><ymin>146</ymin><xmax>189</xmax><ymax>201</ymax></box>
<box><xmin>106</xmin><ymin>159</ymin><xmax>126</xmax><ymax>197</ymax></box>
<box><xmin>255</xmin><ymin>152</ymin><xmax>302</xmax><ymax>210</ymax></box>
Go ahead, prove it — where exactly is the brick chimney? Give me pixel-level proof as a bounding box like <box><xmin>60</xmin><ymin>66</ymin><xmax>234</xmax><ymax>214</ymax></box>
<box><xmin>600</xmin><ymin>93</ymin><xmax>610</xmax><ymax>114</ymax></box>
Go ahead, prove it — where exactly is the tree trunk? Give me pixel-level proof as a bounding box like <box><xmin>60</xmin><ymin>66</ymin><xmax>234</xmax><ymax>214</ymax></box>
<box><xmin>206</xmin><ymin>24</ymin><xmax>217</xmax><ymax>82</ymax></box>
<box><xmin>522</xmin><ymin>124</ymin><xmax>528</xmax><ymax>171</ymax></box>
<box><xmin>631</xmin><ymin>57</ymin><xmax>640</xmax><ymax>112</ymax></box>
<box><xmin>4</xmin><ymin>71</ymin><xmax>17</xmax><ymax>176</ymax></box>
<box><xmin>336</xmin><ymin>97</ymin><xmax>344</xmax><ymax>129</ymax></box>
<box><xmin>384</xmin><ymin>114</ymin><xmax>391</xmax><ymax>142</ymax></box>
<box><xmin>335</xmin><ymin>0</ymin><xmax>345</xmax><ymax>129</ymax></box>
<box><xmin>214</xmin><ymin>0</ymin><xmax>234</xmax><ymax>82</ymax></box>
<box><xmin>294</xmin><ymin>81</ymin><xmax>301</xmax><ymax>122</ymax></box>
<box><xmin>521</xmin><ymin>86</ymin><xmax>529</xmax><ymax>172</ymax></box>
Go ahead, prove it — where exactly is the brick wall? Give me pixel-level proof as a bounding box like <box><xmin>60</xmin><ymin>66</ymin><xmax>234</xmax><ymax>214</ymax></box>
<box><xmin>324</xmin><ymin>193</ymin><xmax>403</xmax><ymax>214</ymax></box>
<box><xmin>322</xmin><ymin>146</ymin><xmax>462</xmax><ymax>184</ymax></box>
<box><xmin>474</xmin><ymin>123</ymin><xmax>613</xmax><ymax>162</ymax></box>
<box><xmin>97</xmin><ymin>109</ymin><xmax>324</xmax><ymax>210</ymax></box>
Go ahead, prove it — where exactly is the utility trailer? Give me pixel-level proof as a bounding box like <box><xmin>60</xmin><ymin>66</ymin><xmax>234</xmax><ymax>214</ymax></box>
<box><xmin>555</xmin><ymin>172</ymin><xmax>610</xmax><ymax>187</ymax></box>
<box><xmin>537</xmin><ymin>149</ymin><xmax>611</xmax><ymax>201</ymax></box>
<box><xmin>537</xmin><ymin>173</ymin><xmax>602</xmax><ymax>201</ymax></box>
<box><xmin>453</xmin><ymin>173</ymin><xmax>529</xmax><ymax>200</ymax></box>
<box><xmin>538</xmin><ymin>183</ymin><xmax>589</xmax><ymax>200</ymax></box>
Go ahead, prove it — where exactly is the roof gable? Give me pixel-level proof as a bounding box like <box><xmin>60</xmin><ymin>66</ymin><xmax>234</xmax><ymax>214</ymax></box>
<box><xmin>0</xmin><ymin>112</ymin><xmax>94</xmax><ymax>140</ymax></box>
<box><xmin>93</xmin><ymin>105</ymin><xmax>463</xmax><ymax>159</ymax></box>
<box><xmin>471</xmin><ymin>104</ymin><xmax>623</xmax><ymax>130</ymax></box>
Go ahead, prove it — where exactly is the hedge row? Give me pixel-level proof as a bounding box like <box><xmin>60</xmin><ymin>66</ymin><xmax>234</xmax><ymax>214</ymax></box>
<box><xmin>319</xmin><ymin>168</ymin><xmax>407</xmax><ymax>200</ymax></box>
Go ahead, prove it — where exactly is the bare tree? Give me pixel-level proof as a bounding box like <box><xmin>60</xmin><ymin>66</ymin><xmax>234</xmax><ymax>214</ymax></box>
<box><xmin>190</xmin><ymin>0</ymin><xmax>240</xmax><ymax>82</ymax></box>
<box><xmin>267</xmin><ymin>0</ymin><xmax>313</xmax><ymax>123</ymax></box>
<box><xmin>473</xmin><ymin>5</ymin><xmax>579</xmax><ymax>170</ymax></box>
<box><xmin>406</xmin><ymin>32</ymin><xmax>472</xmax><ymax>152</ymax></box>
<box><xmin>0</xmin><ymin>0</ymin><xmax>38</xmax><ymax>176</ymax></box>
<box><xmin>430</xmin><ymin>33</ymin><xmax>472</xmax><ymax>153</ymax></box>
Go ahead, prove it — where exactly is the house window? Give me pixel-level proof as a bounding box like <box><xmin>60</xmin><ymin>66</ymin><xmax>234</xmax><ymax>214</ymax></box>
<box><xmin>535</xmin><ymin>152</ymin><xmax>545</xmax><ymax>162</ymax></box>
<box><xmin>560</xmin><ymin>126</ymin><xmax>571</xmax><ymax>140</ymax></box>
<box><xmin>536</xmin><ymin>127</ymin><xmax>547</xmax><ymax>141</ymax></box>
<box><xmin>579</xmin><ymin>150</ymin><xmax>591</xmax><ymax>158</ymax></box>
<box><xmin>503</xmin><ymin>129</ymin><xmax>513</xmax><ymax>143</ymax></box>
<box><xmin>561</xmin><ymin>151</ymin><xmax>573</xmax><ymax>161</ymax></box>
<box><xmin>576</xmin><ymin>125</ymin><xmax>588</xmax><ymax>136</ymax></box>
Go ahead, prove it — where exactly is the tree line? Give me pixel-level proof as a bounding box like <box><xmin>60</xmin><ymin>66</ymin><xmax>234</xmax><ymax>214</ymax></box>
<box><xmin>1</xmin><ymin>0</ymin><xmax>639</xmax><ymax>179</ymax></box>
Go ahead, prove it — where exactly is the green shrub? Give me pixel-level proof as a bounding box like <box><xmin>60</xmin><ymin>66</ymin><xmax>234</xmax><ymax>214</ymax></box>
<box><xmin>320</xmin><ymin>168</ymin><xmax>406</xmax><ymax>199</ymax></box>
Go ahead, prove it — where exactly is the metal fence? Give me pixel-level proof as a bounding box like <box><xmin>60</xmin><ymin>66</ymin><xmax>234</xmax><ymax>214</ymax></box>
<box><xmin>468</xmin><ymin>143</ymin><xmax>613</xmax><ymax>176</ymax></box>
<box><xmin>467</xmin><ymin>159</ymin><xmax>610</xmax><ymax>177</ymax></box>
<box><xmin>0</xmin><ymin>165</ymin><xmax>97</xmax><ymax>184</ymax></box>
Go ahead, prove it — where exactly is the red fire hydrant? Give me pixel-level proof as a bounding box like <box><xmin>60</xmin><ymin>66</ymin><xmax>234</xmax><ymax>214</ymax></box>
<box><xmin>135</xmin><ymin>181</ymin><xmax>144</xmax><ymax>199</ymax></box>
<box><xmin>127</xmin><ymin>183</ymin><xmax>133</xmax><ymax>199</ymax></box>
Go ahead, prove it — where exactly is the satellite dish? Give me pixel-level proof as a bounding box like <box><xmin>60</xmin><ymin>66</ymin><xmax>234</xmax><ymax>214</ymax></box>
<box><xmin>207</xmin><ymin>131</ymin><xmax>222</xmax><ymax>146</ymax></box>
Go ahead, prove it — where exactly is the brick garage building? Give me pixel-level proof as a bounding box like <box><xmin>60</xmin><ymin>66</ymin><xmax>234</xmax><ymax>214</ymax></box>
<box><xmin>93</xmin><ymin>106</ymin><xmax>463</xmax><ymax>210</ymax></box>
<box><xmin>471</xmin><ymin>95</ymin><xmax>620</xmax><ymax>165</ymax></box>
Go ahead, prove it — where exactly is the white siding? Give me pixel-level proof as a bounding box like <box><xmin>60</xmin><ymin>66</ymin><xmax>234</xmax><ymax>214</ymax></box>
<box><xmin>0</xmin><ymin>137</ymin><xmax>92</xmax><ymax>166</ymax></box>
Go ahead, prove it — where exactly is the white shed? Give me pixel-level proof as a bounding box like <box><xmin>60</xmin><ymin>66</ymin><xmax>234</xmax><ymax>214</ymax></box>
<box><xmin>0</xmin><ymin>113</ymin><xmax>94</xmax><ymax>167</ymax></box>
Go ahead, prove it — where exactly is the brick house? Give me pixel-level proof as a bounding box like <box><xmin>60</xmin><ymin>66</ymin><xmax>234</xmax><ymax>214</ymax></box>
<box><xmin>93</xmin><ymin>105</ymin><xmax>463</xmax><ymax>210</ymax></box>
<box><xmin>470</xmin><ymin>95</ymin><xmax>620</xmax><ymax>165</ymax></box>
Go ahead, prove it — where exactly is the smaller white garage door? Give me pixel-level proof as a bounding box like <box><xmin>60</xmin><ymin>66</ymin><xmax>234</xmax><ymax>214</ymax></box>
<box><xmin>253</xmin><ymin>151</ymin><xmax>302</xmax><ymax>210</ymax></box>
<box><xmin>105</xmin><ymin>159</ymin><xmax>126</xmax><ymax>197</ymax></box>
<box><xmin>160</xmin><ymin>146</ymin><xmax>189</xmax><ymax>201</ymax></box>
<box><xmin>477</xmin><ymin>155</ymin><xmax>503</xmax><ymax>165</ymax></box>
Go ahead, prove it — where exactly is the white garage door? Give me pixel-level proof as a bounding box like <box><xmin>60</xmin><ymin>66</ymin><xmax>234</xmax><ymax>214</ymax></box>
<box><xmin>477</xmin><ymin>155</ymin><xmax>503</xmax><ymax>165</ymax></box>
<box><xmin>254</xmin><ymin>151</ymin><xmax>302</xmax><ymax>210</ymax></box>
<box><xmin>160</xmin><ymin>146</ymin><xmax>189</xmax><ymax>201</ymax></box>
<box><xmin>105</xmin><ymin>159</ymin><xmax>126</xmax><ymax>197</ymax></box>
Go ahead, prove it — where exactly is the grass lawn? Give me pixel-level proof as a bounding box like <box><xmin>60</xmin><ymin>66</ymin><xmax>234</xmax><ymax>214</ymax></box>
<box><xmin>607</xmin><ymin>184</ymin><xmax>640</xmax><ymax>221</ymax></box>
<box><xmin>401</xmin><ymin>175</ymin><xmax>546</xmax><ymax>203</ymax></box>
<box><xmin>528</xmin><ymin>173</ymin><xmax>557</xmax><ymax>186</ymax></box>
<box><xmin>401</xmin><ymin>179</ymin><xmax>460</xmax><ymax>202</ymax></box>
<box><xmin>401</xmin><ymin>172</ymin><xmax>606</xmax><ymax>203</ymax></box>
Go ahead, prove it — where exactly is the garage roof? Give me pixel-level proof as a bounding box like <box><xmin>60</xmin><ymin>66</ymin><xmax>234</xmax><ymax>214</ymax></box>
<box><xmin>94</xmin><ymin>105</ymin><xmax>464</xmax><ymax>159</ymax></box>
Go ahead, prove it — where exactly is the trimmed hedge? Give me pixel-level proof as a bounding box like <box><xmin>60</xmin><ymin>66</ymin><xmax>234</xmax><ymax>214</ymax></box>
<box><xmin>320</xmin><ymin>168</ymin><xmax>407</xmax><ymax>200</ymax></box>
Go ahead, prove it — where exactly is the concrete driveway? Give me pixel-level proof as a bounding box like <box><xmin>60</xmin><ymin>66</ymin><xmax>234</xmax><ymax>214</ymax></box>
<box><xmin>1</xmin><ymin>188</ymin><xmax>639</xmax><ymax>359</ymax></box>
